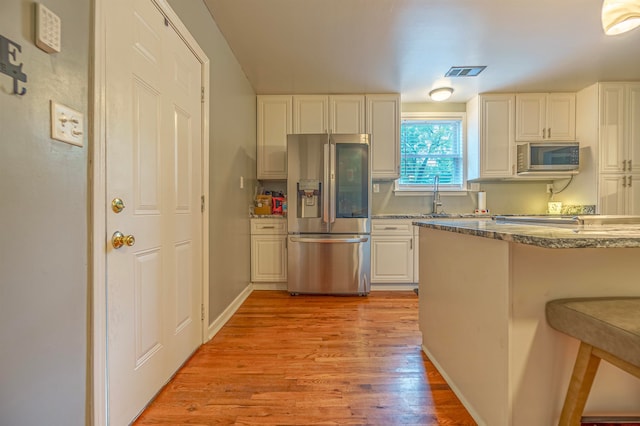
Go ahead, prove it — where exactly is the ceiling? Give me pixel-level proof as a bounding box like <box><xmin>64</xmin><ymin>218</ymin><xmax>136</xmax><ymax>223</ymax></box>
<box><xmin>203</xmin><ymin>0</ymin><xmax>640</xmax><ymax>103</ymax></box>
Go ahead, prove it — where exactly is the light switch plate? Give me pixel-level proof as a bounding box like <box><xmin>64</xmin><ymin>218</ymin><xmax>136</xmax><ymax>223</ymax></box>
<box><xmin>50</xmin><ymin>101</ymin><xmax>84</xmax><ymax>147</ymax></box>
<box><xmin>35</xmin><ymin>3</ymin><xmax>61</xmax><ymax>53</ymax></box>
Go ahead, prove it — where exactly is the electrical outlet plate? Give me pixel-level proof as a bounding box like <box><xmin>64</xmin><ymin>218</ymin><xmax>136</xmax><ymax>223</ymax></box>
<box><xmin>35</xmin><ymin>3</ymin><xmax>61</xmax><ymax>53</ymax></box>
<box><xmin>50</xmin><ymin>101</ymin><xmax>84</xmax><ymax>147</ymax></box>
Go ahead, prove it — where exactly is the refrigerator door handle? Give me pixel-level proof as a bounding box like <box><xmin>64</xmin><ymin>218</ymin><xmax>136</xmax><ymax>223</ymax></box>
<box><xmin>323</xmin><ymin>143</ymin><xmax>330</xmax><ymax>224</ymax></box>
<box><xmin>290</xmin><ymin>236</ymin><xmax>369</xmax><ymax>244</ymax></box>
<box><xmin>330</xmin><ymin>143</ymin><xmax>336</xmax><ymax>224</ymax></box>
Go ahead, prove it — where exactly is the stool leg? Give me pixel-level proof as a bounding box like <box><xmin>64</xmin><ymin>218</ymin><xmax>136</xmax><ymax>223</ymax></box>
<box><xmin>558</xmin><ymin>342</ymin><xmax>601</xmax><ymax>426</ymax></box>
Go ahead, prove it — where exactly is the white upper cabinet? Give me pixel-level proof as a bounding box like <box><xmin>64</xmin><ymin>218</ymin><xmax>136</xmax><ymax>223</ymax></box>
<box><xmin>599</xmin><ymin>83</ymin><xmax>640</xmax><ymax>174</ymax></box>
<box><xmin>257</xmin><ymin>95</ymin><xmax>292</xmax><ymax>180</ymax></box>
<box><xmin>467</xmin><ymin>94</ymin><xmax>516</xmax><ymax>180</ymax></box>
<box><xmin>258</xmin><ymin>94</ymin><xmax>399</xmax><ymax>180</ymax></box>
<box><xmin>293</xmin><ymin>95</ymin><xmax>366</xmax><ymax>134</ymax></box>
<box><xmin>515</xmin><ymin>93</ymin><xmax>576</xmax><ymax>141</ymax></box>
<box><xmin>366</xmin><ymin>94</ymin><xmax>400</xmax><ymax>180</ymax></box>
<box><xmin>329</xmin><ymin>95</ymin><xmax>365</xmax><ymax>133</ymax></box>
<box><xmin>597</xmin><ymin>83</ymin><xmax>640</xmax><ymax>215</ymax></box>
<box><xmin>293</xmin><ymin>95</ymin><xmax>329</xmax><ymax>133</ymax></box>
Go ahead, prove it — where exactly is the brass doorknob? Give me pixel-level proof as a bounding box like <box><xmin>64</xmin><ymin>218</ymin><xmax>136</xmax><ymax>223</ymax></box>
<box><xmin>112</xmin><ymin>231</ymin><xmax>136</xmax><ymax>249</ymax></box>
<box><xmin>112</xmin><ymin>198</ymin><xmax>125</xmax><ymax>213</ymax></box>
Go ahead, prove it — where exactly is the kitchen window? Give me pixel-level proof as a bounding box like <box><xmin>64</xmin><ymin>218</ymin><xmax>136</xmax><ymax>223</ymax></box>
<box><xmin>395</xmin><ymin>112</ymin><xmax>466</xmax><ymax>193</ymax></box>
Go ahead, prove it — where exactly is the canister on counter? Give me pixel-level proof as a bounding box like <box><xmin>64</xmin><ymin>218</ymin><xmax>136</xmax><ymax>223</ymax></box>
<box><xmin>254</xmin><ymin>195</ymin><xmax>272</xmax><ymax>215</ymax></box>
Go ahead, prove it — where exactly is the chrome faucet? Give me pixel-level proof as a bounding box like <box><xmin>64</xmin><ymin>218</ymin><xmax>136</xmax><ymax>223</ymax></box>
<box><xmin>432</xmin><ymin>175</ymin><xmax>442</xmax><ymax>214</ymax></box>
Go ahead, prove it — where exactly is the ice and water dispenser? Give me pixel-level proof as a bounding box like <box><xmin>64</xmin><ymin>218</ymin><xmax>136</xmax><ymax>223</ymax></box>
<box><xmin>296</xmin><ymin>179</ymin><xmax>321</xmax><ymax>218</ymax></box>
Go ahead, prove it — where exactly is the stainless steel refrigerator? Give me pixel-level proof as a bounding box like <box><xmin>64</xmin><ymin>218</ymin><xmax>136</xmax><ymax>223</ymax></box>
<box><xmin>287</xmin><ymin>133</ymin><xmax>371</xmax><ymax>295</ymax></box>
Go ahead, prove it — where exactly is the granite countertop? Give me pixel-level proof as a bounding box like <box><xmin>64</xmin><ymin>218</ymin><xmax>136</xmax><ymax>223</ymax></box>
<box><xmin>413</xmin><ymin>218</ymin><xmax>640</xmax><ymax>249</ymax></box>
<box><xmin>373</xmin><ymin>213</ymin><xmax>493</xmax><ymax>219</ymax></box>
<box><xmin>250</xmin><ymin>214</ymin><xmax>287</xmax><ymax>219</ymax></box>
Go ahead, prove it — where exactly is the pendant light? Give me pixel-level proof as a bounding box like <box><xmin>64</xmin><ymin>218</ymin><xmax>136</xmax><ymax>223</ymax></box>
<box><xmin>602</xmin><ymin>0</ymin><xmax>640</xmax><ymax>35</ymax></box>
<box><xmin>429</xmin><ymin>87</ymin><xmax>454</xmax><ymax>102</ymax></box>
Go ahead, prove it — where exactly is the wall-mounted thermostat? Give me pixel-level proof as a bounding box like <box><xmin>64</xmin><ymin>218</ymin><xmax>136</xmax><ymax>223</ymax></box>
<box><xmin>35</xmin><ymin>3</ymin><xmax>61</xmax><ymax>53</ymax></box>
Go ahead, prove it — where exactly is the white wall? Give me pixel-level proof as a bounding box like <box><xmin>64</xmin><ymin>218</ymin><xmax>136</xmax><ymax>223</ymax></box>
<box><xmin>167</xmin><ymin>0</ymin><xmax>257</xmax><ymax>323</ymax></box>
<box><xmin>0</xmin><ymin>0</ymin><xmax>89</xmax><ymax>424</ymax></box>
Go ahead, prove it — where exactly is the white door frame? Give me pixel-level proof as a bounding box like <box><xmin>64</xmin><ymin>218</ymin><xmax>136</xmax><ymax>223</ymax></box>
<box><xmin>91</xmin><ymin>1</ymin><xmax>210</xmax><ymax>424</ymax></box>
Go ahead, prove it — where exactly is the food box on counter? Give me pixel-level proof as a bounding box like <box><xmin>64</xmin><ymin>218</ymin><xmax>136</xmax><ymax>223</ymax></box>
<box><xmin>254</xmin><ymin>195</ymin><xmax>272</xmax><ymax>215</ymax></box>
<box><xmin>272</xmin><ymin>197</ymin><xmax>285</xmax><ymax>215</ymax></box>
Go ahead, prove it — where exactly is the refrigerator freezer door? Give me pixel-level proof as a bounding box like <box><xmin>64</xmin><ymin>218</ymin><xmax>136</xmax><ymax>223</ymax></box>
<box><xmin>287</xmin><ymin>234</ymin><xmax>371</xmax><ymax>295</ymax></box>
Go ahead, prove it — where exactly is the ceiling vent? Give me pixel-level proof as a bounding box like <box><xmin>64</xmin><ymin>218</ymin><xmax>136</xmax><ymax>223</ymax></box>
<box><xmin>444</xmin><ymin>66</ymin><xmax>487</xmax><ymax>77</ymax></box>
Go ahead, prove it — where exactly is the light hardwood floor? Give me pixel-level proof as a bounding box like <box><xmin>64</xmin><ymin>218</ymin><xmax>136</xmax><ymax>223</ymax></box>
<box><xmin>134</xmin><ymin>290</ymin><xmax>477</xmax><ymax>425</ymax></box>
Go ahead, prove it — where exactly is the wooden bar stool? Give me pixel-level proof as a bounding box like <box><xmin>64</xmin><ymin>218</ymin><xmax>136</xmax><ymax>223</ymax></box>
<box><xmin>546</xmin><ymin>297</ymin><xmax>640</xmax><ymax>426</ymax></box>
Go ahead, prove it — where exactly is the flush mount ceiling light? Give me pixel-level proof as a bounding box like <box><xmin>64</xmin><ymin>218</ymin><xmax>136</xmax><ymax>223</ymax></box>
<box><xmin>429</xmin><ymin>87</ymin><xmax>454</xmax><ymax>101</ymax></box>
<box><xmin>602</xmin><ymin>0</ymin><xmax>640</xmax><ymax>35</ymax></box>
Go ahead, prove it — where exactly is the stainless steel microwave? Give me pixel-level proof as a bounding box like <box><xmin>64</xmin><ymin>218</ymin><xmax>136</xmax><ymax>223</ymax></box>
<box><xmin>516</xmin><ymin>142</ymin><xmax>579</xmax><ymax>174</ymax></box>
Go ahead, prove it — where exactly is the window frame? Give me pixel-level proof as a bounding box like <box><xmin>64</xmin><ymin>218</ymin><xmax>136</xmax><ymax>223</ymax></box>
<box><xmin>394</xmin><ymin>111</ymin><xmax>468</xmax><ymax>195</ymax></box>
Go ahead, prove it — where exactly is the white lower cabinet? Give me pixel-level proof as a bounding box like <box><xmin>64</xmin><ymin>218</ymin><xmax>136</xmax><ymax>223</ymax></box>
<box><xmin>599</xmin><ymin>174</ymin><xmax>640</xmax><ymax>215</ymax></box>
<box><xmin>250</xmin><ymin>219</ymin><xmax>287</xmax><ymax>282</ymax></box>
<box><xmin>371</xmin><ymin>220</ymin><xmax>417</xmax><ymax>284</ymax></box>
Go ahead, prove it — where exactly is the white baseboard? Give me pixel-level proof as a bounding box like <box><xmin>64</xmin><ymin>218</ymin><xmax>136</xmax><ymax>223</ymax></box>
<box><xmin>206</xmin><ymin>284</ymin><xmax>253</xmax><ymax>341</ymax></box>
<box><xmin>251</xmin><ymin>282</ymin><xmax>287</xmax><ymax>291</ymax></box>
<box><xmin>371</xmin><ymin>283</ymin><xmax>418</xmax><ymax>291</ymax></box>
<box><xmin>421</xmin><ymin>344</ymin><xmax>483</xmax><ymax>425</ymax></box>
<box><xmin>250</xmin><ymin>283</ymin><xmax>415</xmax><ymax>292</ymax></box>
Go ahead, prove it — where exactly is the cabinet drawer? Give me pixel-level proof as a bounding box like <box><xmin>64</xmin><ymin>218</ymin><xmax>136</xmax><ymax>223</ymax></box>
<box><xmin>251</xmin><ymin>219</ymin><xmax>287</xmax><ymax>235</ymax></box>
<box><xmin>371</xmin><ymin>220</ymin><xmax>413</xmax><ymax>235</ymax></box>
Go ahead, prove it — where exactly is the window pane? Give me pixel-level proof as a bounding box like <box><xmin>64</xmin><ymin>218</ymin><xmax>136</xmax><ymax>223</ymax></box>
<box><xmin>399</xmin><ymin>118</ymin><xmax>463</xmax><ymax>187</ymax></box>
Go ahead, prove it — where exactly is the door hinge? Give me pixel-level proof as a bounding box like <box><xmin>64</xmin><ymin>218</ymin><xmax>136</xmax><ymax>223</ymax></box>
<box><xmin>201</xmin><ymin>87</ymin><xmax>205</xmax><ymax>103</ymax></box>
<box><xmin>201</xmin><ymin>304</ymin><xmax>205</xmax><ymax>321</ymax></box>
<box><xmin>201</xmin><ymin>195</ymin><xmax>205</xmax><ymax>213</ymax></box>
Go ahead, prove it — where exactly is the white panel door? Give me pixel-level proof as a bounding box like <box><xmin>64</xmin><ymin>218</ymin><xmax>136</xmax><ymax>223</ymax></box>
<box><xmin>105</xmin><ymin>0</ymin><xmax>203</xmax><ymax>424</ymax></box>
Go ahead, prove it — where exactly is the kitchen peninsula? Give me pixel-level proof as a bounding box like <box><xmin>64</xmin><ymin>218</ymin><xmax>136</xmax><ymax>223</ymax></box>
<box><xmin>414</xmin><ymin>217</ymin><xmax>640</xmax><ymax>426</ymax></box>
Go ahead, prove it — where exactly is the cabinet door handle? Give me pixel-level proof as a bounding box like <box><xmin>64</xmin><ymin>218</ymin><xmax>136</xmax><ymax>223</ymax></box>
<box><xmin>547</xmin><ymin>128</ymin><xmax>551</xmax><ymax>138</ymax></box>
<box><xmin>629</xmin><ymin>160</ymin><xmax>633</xmax><ymax>171</ymax></box>
<box><xmin>410</xmin><ymin>239</ymin><xmax>413</xmax><ymax>250</ymax></box>
<box><xmin>384</xmin><ymin>227</ymin><xmax>398</xmax><ymax>230</ymax></box>
<box><xmin>629</xmin><ymin>175</ymin><xmax>633</xmax><ymax>187</ymax></box>
<box><xmin>623</xmin><ymin>160</ymin><xmax>627</xmax><ymax>171</ymax></box>
<box><xmin>261</xmin><ymin>226</ymin><xmax>275</xmax><ymax>229</ymax></box>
